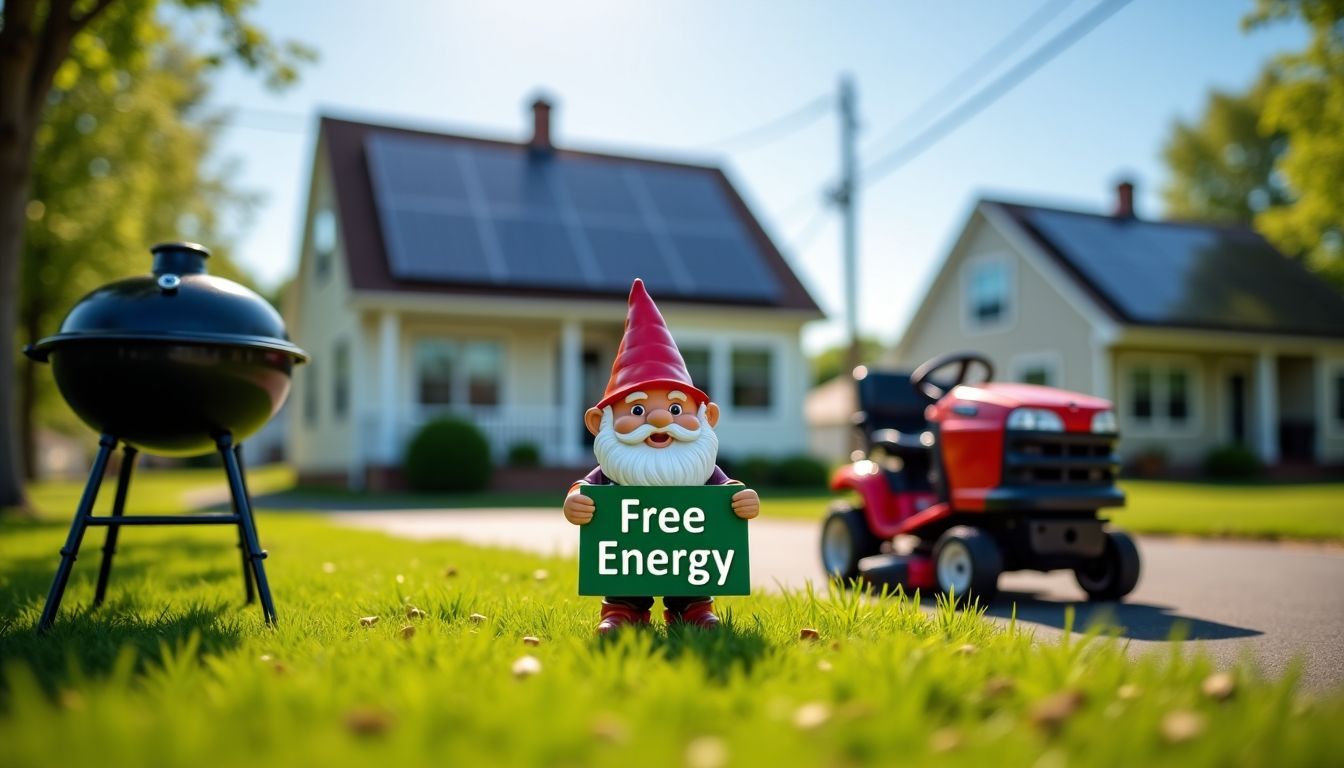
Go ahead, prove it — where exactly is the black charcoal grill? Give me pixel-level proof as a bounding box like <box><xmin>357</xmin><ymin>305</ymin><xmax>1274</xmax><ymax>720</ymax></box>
<box><xmin>24</xmin><ymin>242</ymin><xmax>309</xmax><ymax>630</ymax></box>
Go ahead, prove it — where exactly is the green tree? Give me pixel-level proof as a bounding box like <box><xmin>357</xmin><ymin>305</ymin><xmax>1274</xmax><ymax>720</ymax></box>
<box><xmin>0</xmin><ymin>0</ymin><xmax>312</xmax><ymax>511</ymax></box>
<box><xmin>1161</xmin><ymin>73</ymin><xmax>1289</xmax><ymax>224</ymax></box>
<box><xmin>1246</xmin><ymin>0</ymin><xmax>1344</xmax><ymax>288</ymax></box>
<box><xmin>20</xmin><ymin>23</ymin><xmax>259</xmax><ymax>480</ymax></box>
<box><xmin>809</xmin><ymin>336</ymin><xmax>884</xmax><ymax>386</ymax></box>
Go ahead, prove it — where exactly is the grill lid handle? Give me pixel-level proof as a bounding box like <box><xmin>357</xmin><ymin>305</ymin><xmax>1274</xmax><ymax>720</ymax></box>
<box><xmin>151</xmin><ymin>242</ymin><xmax>210</xmax><ymax>276</ymax></box>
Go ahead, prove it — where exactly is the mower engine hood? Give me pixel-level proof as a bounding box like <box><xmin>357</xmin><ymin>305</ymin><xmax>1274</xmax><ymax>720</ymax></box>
<box><xmin>948</xmin><ymin>382</ymin><xmax>1113</xmax><ymax>412</ymax></box>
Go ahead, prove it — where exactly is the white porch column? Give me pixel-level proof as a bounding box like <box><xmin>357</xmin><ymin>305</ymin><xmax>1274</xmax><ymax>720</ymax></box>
<box><xmin>378</xmin><ymin>311</ymin><xmax>401</xmax><ymax>465</ymax></box>
<box><xmin>560</xmin><ymin>318</ymin><xmax>583</xmax><ymax>464</ymax></box>
<box><xmin>1255</xmin><ymin>348</ymin><xmax>1279</xmax><ymax>464</ymax></box>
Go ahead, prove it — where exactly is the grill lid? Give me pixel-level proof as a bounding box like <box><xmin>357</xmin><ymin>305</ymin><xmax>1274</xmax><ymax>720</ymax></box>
<box><xmin>26</xmin><ymin>242</ymin><xmax>309</xmax><ymax>362</ymax></box>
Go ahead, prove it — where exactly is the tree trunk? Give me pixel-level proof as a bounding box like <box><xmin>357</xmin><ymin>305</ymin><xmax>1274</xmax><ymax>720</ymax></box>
<box><xmin>21</xmin><ymin>302</ymin><xmax>41</xmax><ymax>482</ymax></box>
<box><xmin>0</xmin><ymin>126</ymin><xmax>35</xmax><ymax>509</ymax></box>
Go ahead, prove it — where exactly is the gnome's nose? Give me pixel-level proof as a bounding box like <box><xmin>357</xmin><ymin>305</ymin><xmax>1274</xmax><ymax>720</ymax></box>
<box><xmin>647</xmin><ymin>410</ymin><xmax>674</xmax><ymax>428</ymax></box>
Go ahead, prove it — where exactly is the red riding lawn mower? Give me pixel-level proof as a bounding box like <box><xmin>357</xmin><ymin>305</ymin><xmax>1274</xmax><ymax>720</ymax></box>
<box><xmin>820</xmin><ymin>352</ymin><xmax>1140</xmax><ymax>604</ymax></box>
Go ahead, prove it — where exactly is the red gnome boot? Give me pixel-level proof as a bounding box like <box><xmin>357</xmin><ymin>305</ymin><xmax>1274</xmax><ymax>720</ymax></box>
<box><xmin>596</xmin><ymin>601</ymin><xmax>651</xmax><ymax>635</ymax></box>
<box><xmin>665</xmin><ymin>599</ymin><xmax>720</xmax><ymax>629</ymax></box>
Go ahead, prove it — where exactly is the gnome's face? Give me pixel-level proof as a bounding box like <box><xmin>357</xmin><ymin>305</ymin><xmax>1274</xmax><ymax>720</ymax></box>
<box><xmin>585</xmin><ymin>389</ymin><xmax>722</xmax><ymax>486</ymax></box>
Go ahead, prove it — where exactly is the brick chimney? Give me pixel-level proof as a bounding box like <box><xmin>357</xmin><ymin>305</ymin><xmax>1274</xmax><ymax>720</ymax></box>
<box><xmin>529</xmin><ymin>97</ymin><xmax>553</xmax><ymax>153</ymax></box>
<box><xmin>1113</xmin><ymin>180</ymin><xmax>1135</xmax><ymax>218</ymax></box>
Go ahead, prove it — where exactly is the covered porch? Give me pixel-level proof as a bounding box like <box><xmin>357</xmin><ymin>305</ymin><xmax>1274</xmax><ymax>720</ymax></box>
<box><xmin>1104</xmin><ymin>330</ymin><xmax>1344</xmax><ymax>468</ymax></box>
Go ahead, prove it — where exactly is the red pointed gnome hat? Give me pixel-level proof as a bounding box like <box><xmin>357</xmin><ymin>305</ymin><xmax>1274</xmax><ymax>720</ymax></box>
<box><xmin>595</xmin><ymin>279</ymin><xmax>709</xmax><ymax>409</ymax></box>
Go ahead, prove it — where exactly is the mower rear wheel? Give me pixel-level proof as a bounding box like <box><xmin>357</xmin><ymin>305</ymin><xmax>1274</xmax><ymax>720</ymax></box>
<box><xmin>1074</xmin><ymin>530</ymin><xmax>1141</xmax><ymax>601</ymax></box>
<box><xmin>932</xmin><ymin>526</ymin><xmax>1002</xmax><ymax>605</ymax></box>
<box><xmin>821</xmin><ymin>503</ymin><xmax>882</xmax><ymax>581</ymax></box>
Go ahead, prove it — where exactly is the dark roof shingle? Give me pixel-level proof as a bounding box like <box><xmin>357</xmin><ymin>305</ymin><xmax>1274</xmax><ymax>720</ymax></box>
<box><xmin>320</xmin><ymin>115</ymin><xmax>821</xmax><ymax>313</ymax></box>
<box><xmin>993</xmin><ymin>200</ymin><xmax>1344</xmax><ymax>338</ymax></box>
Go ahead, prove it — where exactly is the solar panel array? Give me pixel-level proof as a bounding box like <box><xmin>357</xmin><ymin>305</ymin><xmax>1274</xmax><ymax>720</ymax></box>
<box><xmin>365</xmin><ymin>133</ymin><xmax>782</xmax><ymax>302</ymax></box>
<box><xmin>1022</xmin><ymin>207</ymin><xmax>1344</xmax><ymax>336</ymax></box>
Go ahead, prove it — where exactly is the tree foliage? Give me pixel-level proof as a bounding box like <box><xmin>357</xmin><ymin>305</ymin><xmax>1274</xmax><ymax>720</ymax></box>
<box><xmin>0</xmin><ymin>0</ymin><xmax>313</xmax><ymax>509</ymax></box>
<box><xmin>19</xmin><ymin>10</ymin><xmax>259</xmax><ymax>464</ymax></box>
<box><xmin>809</xmin><ymin>336</ymin><xmax>884</xmax><ymax>387</ymax></box>
<box><xmin>1161</xmin><ymin>74</ymin><xmax>1288</xmax><ymax>223</ymax></box>
<box><xmin>1245</xmin><ymin>0</ymin><xmax>1344</xmax><ymax>288</ymax></box>
<box><xmin>1164</xmin><ymin>1</ymin><xmax>1344</xmax><ymax>290</ymax></box>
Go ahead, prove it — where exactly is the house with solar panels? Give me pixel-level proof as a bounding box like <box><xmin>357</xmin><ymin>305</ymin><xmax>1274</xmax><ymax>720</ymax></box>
<box><xmin>889</xmin><ymin>182</ymin><xmax>1344</xmax><ymax>469</ymax></box>
<box><xmin>287</xmin><ymin>99</ymin><xmax>822</xmax><ymax>488</ymax></box>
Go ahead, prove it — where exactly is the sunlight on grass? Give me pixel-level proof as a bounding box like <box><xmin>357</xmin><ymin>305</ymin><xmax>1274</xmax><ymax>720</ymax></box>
<box><xmin>758</xmin><ymin>481</ymin><xmax>1344</xmax><ymax>541</ymax></box>
<box><xmin>0</xmin><ymin>515</ymin><xmax>1339</xmax><ymax>767</ymax></box>
<box><xmin>22</xmin><ymin>464</ymin><xmax>296</xmax><ymax>519</ymax></box>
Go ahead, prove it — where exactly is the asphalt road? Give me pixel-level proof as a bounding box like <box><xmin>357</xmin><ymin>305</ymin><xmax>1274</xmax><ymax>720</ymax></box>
<box><xmin>329</xmin><ymin>509</ymin><xmax>1344</xmax><ymax>693</ymax></box>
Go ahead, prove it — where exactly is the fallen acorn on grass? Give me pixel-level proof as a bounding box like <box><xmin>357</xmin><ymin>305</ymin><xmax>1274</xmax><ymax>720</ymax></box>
<box><xmin>523</xmin><ymin>636</ymin><xmax>541</xmax><ymax>647</ymax></box>
<box><xmin>406</xmin><ymin>606</ymin><xmax>426</xmax><ymax>619</ymax></box>
<box><xmin>469</xmin><ymin>612</ymin><xmax>488</xmax><ymax>624</ymax></box>
<box><xmin>1029</xmin><ymin>690</ymin><xmax>1087</xmax><ymax>734</ymax></box>
<box><xmin>344</xmin><ymin>707</ymin><xmax>394</xmax><ymax>736</ymax></box>
<box><xmin>399</xmin><ymin>625</ymin><xmax>416</xmax><ymax>639</ymax></box>
<box><xmin>683</xmin><ymin>735</ymin><xmax>728</xmax><ymax>768</ymax></box>
<box><xmin>793</xmin><ymin>702</ymin><xmax>831</xmax><ymax>730</ymax></box>
<box><xmin>1202</xmin><ymin>672</ymin><xmax>1236</xmax><ymax>701</ymax></box>
<box><xmin>799</xmin><ymin>628</ymin><xmax>820</xmax><ymax>641</ymax></box>
<box><xmin>1161</xmin><ymin>710</ymin><xmax>1207</xmax><ymax>743</ymax></box>
<box><xmin>359</xmin><ymin>616</ymin><xmax>379</xmax><ymax>627</ymax></box>
<box><xmin>512</xmin><ymin>655</ymin><xmax>542</xmax><ymax>678</ymax></box>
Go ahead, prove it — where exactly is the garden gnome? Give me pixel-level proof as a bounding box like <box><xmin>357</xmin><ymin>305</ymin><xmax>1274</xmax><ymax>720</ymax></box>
<box><xmin>563</xmin><ymin>279</ymin><xmax>760</xmax><ymax>634</ymax></box>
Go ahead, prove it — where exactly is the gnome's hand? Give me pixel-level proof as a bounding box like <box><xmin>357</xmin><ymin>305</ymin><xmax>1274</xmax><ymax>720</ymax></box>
<box><xmin>731</xmin><ymin>488</ymin><xmax>760</xmax><ymax>520</ymax></box>
<box><xmin>563</xmin><ymin>491</ymin><xmax>595</xmax><ymax>525</ymax></box>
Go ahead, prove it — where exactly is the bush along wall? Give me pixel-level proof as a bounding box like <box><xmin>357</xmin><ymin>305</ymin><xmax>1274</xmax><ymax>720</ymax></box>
<box><xmin>404</xmin><ymin>417</ymin><xmax>493</xmax><ymax>492</ymax></box>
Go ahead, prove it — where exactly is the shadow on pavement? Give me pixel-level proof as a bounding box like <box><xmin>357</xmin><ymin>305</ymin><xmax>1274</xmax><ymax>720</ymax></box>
<box><xmin>986</xmin><ymin>590</ymin><xmax>1263</xmax><ymax>641</ymax></box>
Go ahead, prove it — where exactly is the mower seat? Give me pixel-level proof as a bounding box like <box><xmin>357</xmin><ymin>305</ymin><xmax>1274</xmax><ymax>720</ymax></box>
<box><xmin>851</xmin><ymin>370</ymin><xmax>936</xmax><ymax>493</ymax></box>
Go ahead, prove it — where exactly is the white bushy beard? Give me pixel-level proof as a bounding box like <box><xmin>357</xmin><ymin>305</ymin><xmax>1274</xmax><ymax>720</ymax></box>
<box><xmin>593</xmin><ymin>402</ymin><xmax>720</xmax><ymax>486</ymax></box>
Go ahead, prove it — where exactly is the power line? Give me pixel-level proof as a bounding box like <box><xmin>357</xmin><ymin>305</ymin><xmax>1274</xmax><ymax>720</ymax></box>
<box><xmin>863</xmin><ymin>0</ymin><xmax>1076</xmax><ymax>158</ymax></box>
<box><xmin>697</xmin><ymin>92</ymin><xmax>833</xmax><ymax>152</ymax></box>
<box><xmin>862</xmin><ymin>0</ymin><xmax>1134</xmax><ymax>187</ymax></box>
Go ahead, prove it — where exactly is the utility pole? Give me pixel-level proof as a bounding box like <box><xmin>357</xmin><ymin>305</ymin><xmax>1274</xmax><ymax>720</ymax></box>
<box><xmin>835</xmin><ymin>75</ymin><xmax>861</xmax><ymax>383</ymax></box>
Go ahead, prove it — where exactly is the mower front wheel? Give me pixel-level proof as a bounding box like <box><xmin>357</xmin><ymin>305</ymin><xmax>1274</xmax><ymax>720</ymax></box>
<box><xmin>821</xmin><ymin>503</ymin><xmax>882</xmax><ymax>581</ymax></box>
<box><xmin>932</xmin><ymin>526</ymin><xmax>1002</xmax><ymax>605</ymax></box>
<box><xmin>1075</xmin><ymin>530</ymin><xmax>1141</xmax><ymax>601</ymax></box>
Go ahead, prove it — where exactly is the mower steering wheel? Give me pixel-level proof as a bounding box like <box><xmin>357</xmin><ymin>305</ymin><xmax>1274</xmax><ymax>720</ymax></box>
<box><xmin>910</xmin><ymin>351</ymin><xmax>994</xmax><ymax>401</ymax></box>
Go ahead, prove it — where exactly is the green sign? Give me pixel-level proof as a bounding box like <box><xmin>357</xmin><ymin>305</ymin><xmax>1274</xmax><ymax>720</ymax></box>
<box><xmin>578</xmin><ymin>485</ymin><xmax>750</xmax><ymax>596</ymax></box>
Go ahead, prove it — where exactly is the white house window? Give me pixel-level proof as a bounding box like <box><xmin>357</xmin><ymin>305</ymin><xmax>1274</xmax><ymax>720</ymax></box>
<box><xmin>1167</xmin><ymin>369</ymin><xmax>1190</xmax><ymax>423</ymax></box>
<box><xmin>1011</xmin><ymin>351</ymin><xmax>1061</xmax><ymax>387</ymax></box>
<box><xmin>963</xmin><ymin>257</ymin><xmax>1012</xmax><ymax>330</ymax></box>
<box><xmin>1132</xmin><ymin>368</ymin><xmax>1153</xmax><ymax>421</ymax></box>
<box><xmin>415</xmin><ymin>339</ymin><xmax>503</xmax><ymax>406</ymax></box>
<box><xmin>313</xmin><ymin>208</ymin><xmax>337</xmax><ymax>284</ymax></box>
<box><xmin>1127</xmin><ymin>362</ymin><xmax>1195</xmax><ymax>431</ymax></box>
<box><xmin>463</xmin><ymin>342</ymin><xmax>502</xmax><ymax>406</ymax></box>
<box><xmin>731</xmin><ymin>348</ymin><xmax>772</xmax><ymax>410</ymax></box>
<box><xmin>332</xmin><ymin>340</ymin><xmax>350</xmax><ymax>420</ymax></box>
<box><xmin>681</xmin><ymin>346</ymin><xmax>711</xmax><ymax>394</ymax></box>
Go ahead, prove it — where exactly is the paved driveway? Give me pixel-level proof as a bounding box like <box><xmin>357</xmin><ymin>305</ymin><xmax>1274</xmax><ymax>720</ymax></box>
<box><xmin>329</xmin><ymin>508</ymin><xmax>1344</xmax><ymax>692</ymax></box>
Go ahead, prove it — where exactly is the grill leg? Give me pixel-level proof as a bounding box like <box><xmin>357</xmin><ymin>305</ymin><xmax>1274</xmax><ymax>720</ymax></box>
<box><xmin>93</xmin><ymin>446</ymin><xmax>139</xmax><ymax>607</ymax></box>
<box><xmin>218</xmin><ymin>435</ymin><xmax>275</xmax><ymax>625</ymax></box>
<box><xmin>232</xmin><ymin>445</ymin><xmax>255</xmax><ymax>604</ymax></box>
<box><xmin>38</xmin><ymin>434</ymin><xmax>117</xmax><ymax>633</ymax></box>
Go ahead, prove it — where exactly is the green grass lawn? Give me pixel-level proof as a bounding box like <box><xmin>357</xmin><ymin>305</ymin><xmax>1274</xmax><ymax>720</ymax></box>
<box><xmin>0</xmin><ymin>513</ymin><xmax>1340</xmax><ymax>767</ymax></box>
<box><xmin>757</xmin><ymin>481</ymin><xmax>1344</xmax><ymax>541</ymax></box>
<box><xmin>21</xmin><ymin>463</ymin><xmax>296</xmax><ymax>518</ymax></box>
<box><xmin>17</xmin><ymin>465</ymin><xmax>1344</xmax><ymax>541</ymax></box>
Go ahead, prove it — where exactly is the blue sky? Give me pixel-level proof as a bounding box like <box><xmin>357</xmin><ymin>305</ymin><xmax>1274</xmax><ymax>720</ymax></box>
<box><xmin>203</xmin><ymin>0</ymin><xmax>1305</xmax><ymax>354</ymax></box>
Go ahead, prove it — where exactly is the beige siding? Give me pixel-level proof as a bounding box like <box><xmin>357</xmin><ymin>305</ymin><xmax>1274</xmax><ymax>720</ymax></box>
<box><xmin>287</xmin><ymin>140</ymin><xmax>360</xmax><ymax>474</ymax></box>
<box><xmin>892</xmin><ymin>212</ymin><xmax>1099</xmax><ymax>395</ymax></box>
